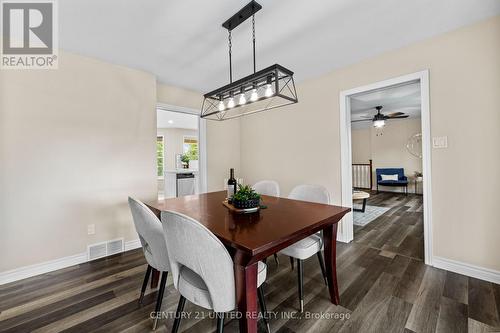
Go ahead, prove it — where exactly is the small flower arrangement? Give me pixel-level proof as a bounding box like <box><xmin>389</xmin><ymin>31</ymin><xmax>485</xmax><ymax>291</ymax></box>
<box><xmin>231</xmin><ymin>184</ymin><xmax>261</xmax><ymax>209</ymax></box>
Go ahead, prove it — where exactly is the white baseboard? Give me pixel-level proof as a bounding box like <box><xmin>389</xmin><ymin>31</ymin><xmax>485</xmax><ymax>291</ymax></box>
<box><xmin>0</xmin><ymin>239</ymin><xmax>143</xmax><ymax>286</ymax></box>
<box><xmin>0</xmin><ymin>252</ymin><xmax>88</xmax><ymax>286</ymax></box>
<box><xmin>433</xmin><ymin>256</ymin><xmax>500</xmax><ymax>284</ymax></box>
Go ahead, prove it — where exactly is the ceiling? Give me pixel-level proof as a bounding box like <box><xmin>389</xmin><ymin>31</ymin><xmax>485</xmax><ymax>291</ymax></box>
<box><xmin>157</xmin><ymin>109</ymin><xmax>198</xmax><ymax>129</ymax></box>
<box><xmin>351</xmin><ymin>82</ymin><xmax>421</xmax><ymax>129</ymax></box>
<box><xmin>59</xmin><ymin>0</ymin><xmax>500</xmax><ymax>93</ymax></box>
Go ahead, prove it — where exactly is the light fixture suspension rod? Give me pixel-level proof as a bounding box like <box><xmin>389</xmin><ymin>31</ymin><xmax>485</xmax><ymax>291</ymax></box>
<box><xmin>252</xmin><ymin>14</ymin><xmax>256</xmax><ymax>73</ymax></box>
<box><xmin>228</xmin><ymin>30</ymin><xmax>233</xmax><ymax>83</ymax></box>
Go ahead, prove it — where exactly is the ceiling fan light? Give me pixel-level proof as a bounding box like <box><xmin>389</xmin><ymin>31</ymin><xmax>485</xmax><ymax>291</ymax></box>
<box><xmin>373</xmin><ymin>119</ymin><xmax>385</xmax><ymax>128</ymax></box>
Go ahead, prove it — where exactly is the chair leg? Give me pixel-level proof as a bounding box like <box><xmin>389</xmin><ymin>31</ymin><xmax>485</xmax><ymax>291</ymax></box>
<box><xmin>316</xmin><ymin>252</ymin><xmax>328</xmax><ymax>286</ymax></box>
<box><xmin>258</xmin><ymin>286</ymin><xmax>271</xmax><ymax>333</ymax></box>
<box><xmin>152</xmin><ymin>271</ymin><xmax>168</xmax><ymax>330</ymax></box>
<box><xmin>216</xmin><ymin>312</ymin><xmax>225</xmax><ymax>333</ymax></box>
<box><xmin>289</xmin><ymin>256</ymin><xmax>295</xmax><ymax>270</ymax></box>
<box><xmin>274</xmin><ymin>253</ymin><xmax>280</xmax><ymax>266</ymax></box>
<box><xmin>172</xmin><ymin>295</ymin><xmax>186</xmax><ymax>333</ymax></box>
<box><xmin>297</xmin><ymin>259</ymin><xmax>304</xmax><ymax>313</ymax></box>
<box><xmin>139</xmin><ymin>265</ymin><xmax>152</xmax><ymax>305</ymax></box>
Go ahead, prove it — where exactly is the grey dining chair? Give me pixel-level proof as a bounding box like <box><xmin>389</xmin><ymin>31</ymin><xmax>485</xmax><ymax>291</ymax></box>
<box><xmin>128</xmin><ymin>197</ymin><xmax>170</xmax><ymax>330</ymax></box>
<box><xmin>161</xmin><ymin>210</ymin><xmax>270</xmax><ymax>333</ymax></box>
<box><xmin>252</xmin><ymin>180</ymin><xmax>281</xmax><ymax>265</ymax></box>
<box><xmin>252</xmin><ymin>180</ymin><xmax>280</xmax><ymax>197</ymax></box>
<box><xmin>278</xmin><ymin>185</ymin><xmax>330</xmax><ymax>312</ymax></box>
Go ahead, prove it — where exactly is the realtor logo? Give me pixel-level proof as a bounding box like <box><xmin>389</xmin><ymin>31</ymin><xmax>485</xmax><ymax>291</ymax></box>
<box><xmin>1</xmin><ymin>0</ymin><xmax>58</xmax><ymax>69</ymax></box>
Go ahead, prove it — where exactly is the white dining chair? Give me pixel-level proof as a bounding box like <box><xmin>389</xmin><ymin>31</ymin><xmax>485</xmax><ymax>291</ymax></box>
<box><xmin>252</xmin><ymin>180</ymin><xmax>280</xmax><ymax>197</ymax></box>
<box><xmin>253</xmin><ymin>180</ymin><xmax>281</xmax><ymax>265</ymax></box>
<box><xmin>161</xmin><ymin>210</ymin><xmax>270</xmax><ymax>333</ymax></box>
<box><xmin>128</xmin><ymin>197</ymin><xmax>170</xmax><ymax>330</ymax></box>
<box><xmin>278</xmin><ymin>185</ymin><xmax>330</xmax><ymax>312</ymax></box>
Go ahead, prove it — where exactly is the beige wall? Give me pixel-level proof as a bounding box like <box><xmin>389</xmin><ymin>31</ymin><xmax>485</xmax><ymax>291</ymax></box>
<box><xmin>351</xmin><ymin>126</ymin><xmax>371</xmax><ymax>164</ymax></box>
<box><xmin>156</xmin><ymin>84</ymin><xmax>241</xmax><ymax>192</ymax></box>
<box><xmin>352</xmin><ymin>118</ymin><xmax>422</xmax><ymax>192</ymax></box>
<box><xmin>157</xmin><ymin>128</ymin><xmax>197</xmax><ymax>171</ymax></box>
<box><xmin>0</xmin><ymin>52</ymin><xmax>157</xmax><ymax>272</ymax></box>
<box><xmin>240</xmin><ymin>16</ymin><xmax>500</xmax><ymax>271</ymax></box>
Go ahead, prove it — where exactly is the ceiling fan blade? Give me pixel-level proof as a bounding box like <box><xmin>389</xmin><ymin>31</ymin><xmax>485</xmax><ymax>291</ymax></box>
<box><xmin>387</xmin><ymin>115</ymin><xmax>409</xmax><ymax>119</ymax></box>
<box><xmin>351</xmin><ymin>119</ymin><xmax>372</xmax><ymax>123</ymax></box>
<box><xmin>385</xmin><ymin>112</ymin><xmax>405</xmax><ymax>117</ymax></box>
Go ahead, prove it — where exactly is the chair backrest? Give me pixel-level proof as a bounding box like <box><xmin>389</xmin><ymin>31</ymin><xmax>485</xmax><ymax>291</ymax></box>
<box><xmin>128</xmin><ymin>197</ymin><xmax>170</xmax><ymax>272</ymax></box>
<box><xmin>161</xmin><ymin>210</ymin><xmax>235</xmax><ymax>312</ymax></box>
<box><xmin>252</xmin><ymin>180</ymin><xmax>280</xmax><ymax>197</ymax></box>
<box><xmin>376</xmin><ymin>168</ymin><xmax>405</xmax><ymax>181</ymax></box>
<box><xmin>288</xmin><ymin>184</ymin><xmax>330</xmax><ymax>204</ymax></box>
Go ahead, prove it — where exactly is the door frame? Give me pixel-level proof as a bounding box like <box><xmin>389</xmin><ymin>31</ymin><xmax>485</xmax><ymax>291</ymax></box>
<box><xmin>156</xmin><ymin>103</ymin><xmax>208</xmax><ymax>194</ymax></box>
<box><xmin>338</xmin><ymin>70</ymin><xmax>433</xmax><ymax>265</ymax></box>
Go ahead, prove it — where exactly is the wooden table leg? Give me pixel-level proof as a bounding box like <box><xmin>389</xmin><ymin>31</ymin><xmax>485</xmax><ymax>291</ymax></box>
<box><xmin>323</xmin><ymin>223</ymin><xmax>340</xmax><ymax>304</ymax></box>
<box><xmin>234</xmin><ymin>253</ymin><xmax>258</xmax><ymax>333</ymax></box>
<box><xmin>150</xmin><ymin>268</ymin><xmax>160</xmax><ymax>289</ymax></box>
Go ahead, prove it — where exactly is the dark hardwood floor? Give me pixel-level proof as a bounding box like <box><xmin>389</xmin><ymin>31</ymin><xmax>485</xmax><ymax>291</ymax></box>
<box><xmin>1</xmin><ymin>194</ymin><xmax>499</xmax><ymax>332</ymax></box>
<box><xmin>353</xmin><ymin>191</ymin><xmax>424</xmax><ymax>261</ymax></box>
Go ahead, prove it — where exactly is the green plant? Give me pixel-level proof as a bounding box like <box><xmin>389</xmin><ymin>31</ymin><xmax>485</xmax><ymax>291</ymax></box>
<box><xmin>232</xmin><ymin>184</ymin><xmax>261</xmax><ymax>202</ymax></box>
<box><xmin>180</xmin><ymin>154</ymin><xmax>190</xmax><ymax>164</ymax></box>
<box><xmin>414</xmin><ymin>171</ymin><xmax>423</xmax><ymax>177</ymax></box>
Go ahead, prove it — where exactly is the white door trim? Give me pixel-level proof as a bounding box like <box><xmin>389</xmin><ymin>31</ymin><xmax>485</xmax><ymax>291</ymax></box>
<box><xmin>156</xmin><ymin>103</ymin><xmax>208</xmax><ymax>194</ymax></box>
<box><xmin>338</xmin><ymin>70</ymin><xmax>433</xmax><ymax>265</ymax></box>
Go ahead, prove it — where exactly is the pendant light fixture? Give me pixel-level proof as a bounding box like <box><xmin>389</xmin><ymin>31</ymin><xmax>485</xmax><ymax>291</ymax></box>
<box><xmin>201</xmin><ymin>1</ymin><xmax>298</xmax><ymax>121</ymax></box>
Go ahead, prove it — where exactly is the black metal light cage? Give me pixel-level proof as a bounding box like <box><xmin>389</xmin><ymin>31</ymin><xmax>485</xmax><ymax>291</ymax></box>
<box><xmin>201</xmin><ymin>1</ymin><xmax>298</xmax><ymax>121</ymax></box>
<box><xmin>201</xmin><ymin>64</ymin><xmax>298</xmax><ymax>120</ymax></box>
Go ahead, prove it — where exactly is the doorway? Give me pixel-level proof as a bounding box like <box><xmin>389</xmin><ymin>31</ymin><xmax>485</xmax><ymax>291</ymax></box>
<box><xmin>338</xmin><ymin>70</ymin><xmax>433</xmax><ymax>265</ymax></box>
<box><xmin>156</xmin><ymin>104</ymin><xmax>207</xmax><ymax>199</ymax></box>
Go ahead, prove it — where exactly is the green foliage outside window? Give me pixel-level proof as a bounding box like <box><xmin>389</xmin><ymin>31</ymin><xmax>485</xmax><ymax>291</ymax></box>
<box><xmin>183</xmin><ymin>137</ymin><xmax>198</xmax><ymax>161</ymax></box>
<box><xmin>157</xmin><ymin>137</ymin><xmax>164</xmax><ymax>177</ymax></box>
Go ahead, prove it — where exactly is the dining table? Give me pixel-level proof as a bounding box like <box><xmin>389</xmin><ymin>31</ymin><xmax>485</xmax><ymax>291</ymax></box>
<box><xmin>146</xmin><ymin>190</ymin><xmax>350</xmax><ymax>333</ymax></box>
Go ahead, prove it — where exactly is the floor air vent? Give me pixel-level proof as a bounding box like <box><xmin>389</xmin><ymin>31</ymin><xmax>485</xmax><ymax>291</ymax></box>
<box><xmin>107</xmin><ymin>239</ymin><xmax>124</xmax><ymax>256</ymax></box>
<box><xmin>88</xmin><ymin>238</ymin><xmax>124</xmax><ymax>261</ymax></box>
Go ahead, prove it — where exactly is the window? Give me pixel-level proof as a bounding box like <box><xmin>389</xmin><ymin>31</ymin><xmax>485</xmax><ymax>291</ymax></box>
<box><xmin>157</xmin><ymin>136</ymin><xmax>164</xmax><ymax>177</ymax></box>
<box><xmin>183</xmin><ymin>136</ymin><xmax>198</xmax><ymax>160</ymax></box>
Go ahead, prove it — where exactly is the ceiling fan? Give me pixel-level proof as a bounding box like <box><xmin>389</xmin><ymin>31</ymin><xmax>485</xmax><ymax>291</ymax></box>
<box><xmin>352</xmin><ymin>105</ymin><xmax>409</xmax><ymax>128</ymax></box>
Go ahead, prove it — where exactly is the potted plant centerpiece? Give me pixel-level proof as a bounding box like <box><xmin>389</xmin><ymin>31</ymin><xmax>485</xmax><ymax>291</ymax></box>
<box><xmin>231</xmin><ymin>184</ymin><xmax>261</xmax><ymax>209</ymax></box>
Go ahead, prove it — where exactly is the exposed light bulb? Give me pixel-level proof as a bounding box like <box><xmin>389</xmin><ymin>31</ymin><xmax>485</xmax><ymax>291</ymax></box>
<box><xmin>264</xmin><ymin>84</ymin><xmax>273</xmax><ymax>97</ymax></box>
<box><xmin>250</xmin><ymin>89</ymin><xmax>258</xmax><ymax>102</ymax></box>
<box><xmin>227</xmin><ymin>97</ymin><xmax>235</xmax><ymax>108</ymax></box>
<box><xmin>218</xmin><ymin>100</ymin><xmax>225</xmax><ymax>111</ymax></box>
<box><xmin>238</xmin><ymin>93</ymin><xmax>247</xmax><ymax>105</ymax></box>
<box><xmin>373</xmin><ymin>119</ymin><xmax>385</xmax><ymax>128</ymax></box>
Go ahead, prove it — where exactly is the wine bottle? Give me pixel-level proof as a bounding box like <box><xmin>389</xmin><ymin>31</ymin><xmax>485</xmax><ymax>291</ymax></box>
<box><xmin>227</xmin><ymin>168</ymin><xmax>237</xmax><ymax>199</ymax></box>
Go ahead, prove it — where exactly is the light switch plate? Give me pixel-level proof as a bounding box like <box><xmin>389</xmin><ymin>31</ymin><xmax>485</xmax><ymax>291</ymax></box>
<box><xmin>432</xmin><ymin>136</ymin><xmax>448</xmax><ymax>148</ymax></box>
<box><xmin>87</xmin><ymin>224</ymin><xmax>95</xmax><ymax>235</ymax></box>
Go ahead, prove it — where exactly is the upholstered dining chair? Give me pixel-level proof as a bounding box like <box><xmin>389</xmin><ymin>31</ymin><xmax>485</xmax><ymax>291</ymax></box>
<box><xmin>252</xmin><ymin>180</ymin><xmax>280</xmax><ymax>197</ymax></box>
<box><xmin>161</xmin><ymin>210</ymin><xmax>270</xmax><ymax>333</ymax></box>
<box><xmin>128</xmin><ymin>197</ymin><xmax>170</xmax><ymax>330</ymax></box>
<box><xmin>253</xmin><ymin>180</ymin><xmax>281</xmax><ymax>265</ymax></box>
<box><xmin>278</xmin><ymin>185</ymin><xmax>330</xmax><ymax>312</ymax></box>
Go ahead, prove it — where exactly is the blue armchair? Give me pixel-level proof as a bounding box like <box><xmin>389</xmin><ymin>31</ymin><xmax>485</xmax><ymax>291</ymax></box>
<box><xmin>376</xmin><ymin>168</ymin><xmax>408</xmax><ymax>194</ymax></box>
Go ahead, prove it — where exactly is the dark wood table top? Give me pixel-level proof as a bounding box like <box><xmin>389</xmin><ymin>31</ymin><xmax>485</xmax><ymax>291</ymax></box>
<box><xmin>146</xmin><ymin>191</ymin><xmax>350</xmax><ymax>258</ymax></box>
